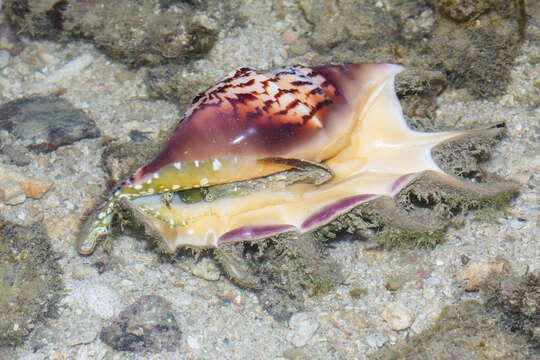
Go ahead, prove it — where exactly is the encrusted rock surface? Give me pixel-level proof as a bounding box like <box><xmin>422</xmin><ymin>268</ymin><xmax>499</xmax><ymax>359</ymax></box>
<box><xmin>100</xmin><ymin>295</ymin><xmax>182</xmax><ymax>353</ymax></box>
<box><xmin>0</xmin><ymin>96</ymin><xmax>100</xmax><ymax>152</ymax></box>
<box><xmin>0</xmin><ymin>218</ymin><xmax>63</xmax><ymax>346</ymax></box>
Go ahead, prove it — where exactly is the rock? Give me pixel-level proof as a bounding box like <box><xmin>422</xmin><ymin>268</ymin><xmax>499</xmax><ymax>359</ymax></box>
<box><xmin>287</xmin><ymin>312</ymin><xmax>319</xmax><ymax>347</ymax></box>
<box><xmin>456</xmin><ymin>260</ymin><xmax>510</xmax><ymax>291</ymax></box>
<box><xmin>365</xmin><ymin>333</ymin><xmax>388</xmax><ymax>348</ymax></box>
<box><xmin>65</xmin><ymin>318</ymin><xmax>101</xmax><ymax>346</ymax></box>
<box><xmin>0</xmin><ymin>50</ymin><xmax>11</xmax><ymax>70</ymax></box>
<box><xmin>18</xmin><ymin>177</ymin><xmax>51</xmax><ymax>199</ymax></box>
<box><xmin>100</xmin><ymin>295</ymin><xmax>182</xmax><ymax>353</ymax></box>
<box><xmin>3</xmin><ymin>0</ymin><xmax>240</xmax><ymax>67</ymax></box>
<box><xmin>295</xmin><ymin>0</ymin><xmax>525</xmax><ymax>98</ymax></box>
<box><xmin>481</xmin><ymin>271</ymin><xmax>540</xmax><ymax>345</ymax></box>
<box><xmin>30</xmin><ymin>317</ymin><xmax>100</xmax><ymax>348</ymax></box>
<box><xmin>191</xmin><ymin>258</ymin><xmax>221</xmax><ymax>281</ymax></box>
<box><xmin>0</xmin><ymin>218</ymin><xmax>63</xmax><ymax>346</ymax></box>
<box><xmin>44</xmin><ymin>215</ymin><xmax>79</xmax><ymax>240</ymax></box>
<box><xmin>0</xmin><ymin>177</ymin><xmax>26</xmax><ymax>205</ymax></box>
<box><xmin>385</xmin><ymin>273</ymin><xmax>408</xmax><ymax>291</ymax></box>
<box><xmin>282</xmin><ymin>347</ymin><xmax>309</xmax><ymax>360</ymax></box>
<box><xmin>439</xmin><ymin>0</ymin><xmax>490</xmax><ymax>22</ymax></box>
<box><xmin>0</xmin><ymin>164</ymin><xmax>52</xmax><ymax>204</ymax></box>
<box><xmin>328</xmin><ymin>310</ymin><xmax>369</xmax><ymax>336</ymax></box>
<box><xmin>0</xmin><ymin>135</ymin><xmax>32</xmax><ymax>165</ymax></box>
<box><xmin>348</xmin><ymin>287</ymin><xmax>368</xmax><ymax>298</ymax></box>
<box><xmin>373</xmin><ymin>300</ymin><xmax>533</xmax><ymax>359</ymax></box>
<box><xmin>0</xmin><ymin>96</ymin><xmax>100</xmax><ymax>153</ymax></box>
<box><xmin>383</xmin><ymin>304</ymin><xmax>414</xmax><ymax>331</ymax></box>
<box><xmin>39</xmin><ymin>54</ymin><xmax>93</xmax><ymax>87</ymax></box>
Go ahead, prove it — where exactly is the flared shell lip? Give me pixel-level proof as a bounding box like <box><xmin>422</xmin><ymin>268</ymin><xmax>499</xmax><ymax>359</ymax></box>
<box><xmin>214</xmin><ymin>193</ymin><xmax>379</xmax><ymax>245</ymax></box>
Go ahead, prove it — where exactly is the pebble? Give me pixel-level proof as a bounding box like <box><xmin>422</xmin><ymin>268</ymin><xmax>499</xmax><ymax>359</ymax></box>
<box><xmin>382</xmin><ymin>303</ymin><xmax>414</xmax><ymax>331</ymax></box>
<box><xmin>0</xmin><ymin>165</ymin><xmax>51</xmax><ymax>201</ymax></box>
<box><xmin>385</xmin><ymin>274</ymin><xmax>408</xmax><ymax>291</ymax></box>
<box><xmin>456</xmin><ymin>260</ymin><xmax>510</xmax><ymax>291</ymax></box>
<box><xmin>100</xmin><ymin>295</ymin><xmax>182</xmax><ymax>353</ymax></box>
<box><xmin>282</xmin><ymin>347</ymin><xmax>309</xmax><ymax>360</ymax></box>
<box><xmin>19</xmin><ymin>177</ymin><xmax>52</xmax><ymax>199</ymax></box>
<box><xmin>65</xmin><ymin>318</ymin><xmax>101</xmax><ymax>346</ymax></box>
<box><xmin>365</xmin><ymin>333</ymin><xmax>388</xmax><ymax>348</ymax></box>
<box><xmin>0</xmin><ymin>50</ymin><xmax>11</xmax><ymax>69</ymax></box>
<box><xmin>191</xmin><ymin>258</ymin><xmax>221</xmax><ymax>281</ymax></box>
<box><xmin>0</xmin><ymin>177</ymin><xmax>26</xmax><ymax>205</ymax></box>
<box><xmin>287</xmin><ymin>312</ymin><xmax>319</xmax><ymax>347</ymax></box>
<box><xmin>41</xmin><ymin>53</ymin><xmax>93</xmax><ymax>86</ymax></box>
<box><xmin>0</xmin><ymin>140</ymin><xmax>32</xmax><ymax>166</ymax></box>
<box><xmin>328</xmin><ymin>309</ymin><xmax>369</xmax><ymax>338</ymax></box>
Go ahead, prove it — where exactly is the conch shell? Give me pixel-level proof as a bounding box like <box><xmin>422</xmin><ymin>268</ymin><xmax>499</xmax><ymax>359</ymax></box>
<box><xmin>77</xmin><ymin>63</ymin><xmax>508</xmax><ymax>255</ymax></box>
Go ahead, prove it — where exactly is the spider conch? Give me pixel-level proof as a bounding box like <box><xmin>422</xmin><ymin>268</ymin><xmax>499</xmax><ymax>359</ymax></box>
<box><xmin>77</xmin><ymin>63</ymin><xmax>507</xmax><ymax>255</ymax></box>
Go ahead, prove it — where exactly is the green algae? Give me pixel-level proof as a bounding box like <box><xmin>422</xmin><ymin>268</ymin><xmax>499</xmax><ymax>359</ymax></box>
<box><xmin>217</xmin><ymin>232</ymin><xmax>343</xmax><ymax>320</ymax></box>
<box><xmin>482</xmin><ymin>271</ymin><xmax>540</xmax><ymax>349</ymax></box>
<box><xmin>294</xmin><ymin>0</ymin><xmax>526</xmax><ymax>98</ymax></box>
<box><xmin>0</xmin><ymin>218</ymin><xmax>63</xmax><ymax>346</ymax></box>
<box><xmin>372</xmin><ymin>300</ymin><xmax>535</xmax><ymax>360</ymax></box>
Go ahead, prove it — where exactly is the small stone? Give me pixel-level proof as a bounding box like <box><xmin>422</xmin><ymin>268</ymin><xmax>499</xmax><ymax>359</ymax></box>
<box><xmin>100</xmin><ymin>295</ymin><xmax>182</xmax><ymax>353</ymax></box>
<box><xmin>44</xmin><ymin>215</ymin><xmax>78</xmax><ymax>239</ymax></box>
<box><xmin>439</xmin><ymin>0</ymin><xmax>490</xmax><ymax>22</ymax></box>
<box><xmin>0</xmin><ymin>51</ymin><xmax>10</xmax><ymax>70</ymax></box>
<box><xmin>18</xmin><ymin>177</ymin><xmax>51</xmax><ymax>199</ymax></box>
<box><xmin>383</xmin><ymin>303</ymin><xmax>414</xmax><ymax>331</ymax></box>
<box><xmin>365</xmin><ymin>333</ymin><xmax>388</xmax><ymax>348</ymax></box>
<box><xmin>191</xmin><ymin>258</ymin><xmax>221</xmax><ymax>281</ymax></box>
<box><xmin>65</xmin><ymin>318</ymin><xmax>100</xmax><ymax>346</ymax></box>
<box><xmin>0</xmin><ymin>177</ymin><xmax>26</xmax><ymax>205</ymax></box>
<box><xmin>456</xmin><ymin>260</ymin><xmax>510</xmax><ymax>291</ymax></box>
<box><xmin>287</xmin><ymin>312</ymin><xmax>319</xmax><ymax>347</ymax></box>
<box><xmin>0</xmin><ymin>165</ymin><xmax>52</xmax><ymax>200</ymax></box>
<box><xmin>328</xmin><ymin>310</ymin><xmax>369</xmax><ymax>336</ymax></box>
<box><xmin>385</xmin><ymin>274</ymin><xmax>408</xmax><ymax>291</ymax></box>
<box><xmin>0</xmin><ymin>141</ymin><xmax>32</xmax><ymax>166</ymax></box>
<box><xmin>282</xmin><ymin>347</ymin><xmax>309</xmax><ymax>360</ymax></box>
<box><xmin>349</xmin><ymin>287</ymin><xmax>368</xmax><ymax>298</ymax></box>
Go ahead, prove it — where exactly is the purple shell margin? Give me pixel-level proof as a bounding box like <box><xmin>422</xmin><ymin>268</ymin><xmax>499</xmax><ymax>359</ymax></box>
<box><xmin>218</xmin><ymin>224</ymin><xmax>295</xmax><ymax>244</ymax></box>
<box><xmin>218</xmin><ymin>194</ymin><xmax>379</xmax><ymax>244</ymax></box>
<box><xmin>391</xmin><ymin>173</ymin><xmax>416</xmax><ymax>194</ymax></box>
<box><xmin>301</xmin><ymin>194</ymin><xmax>376</xmax><ymax>231</ymax></box>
